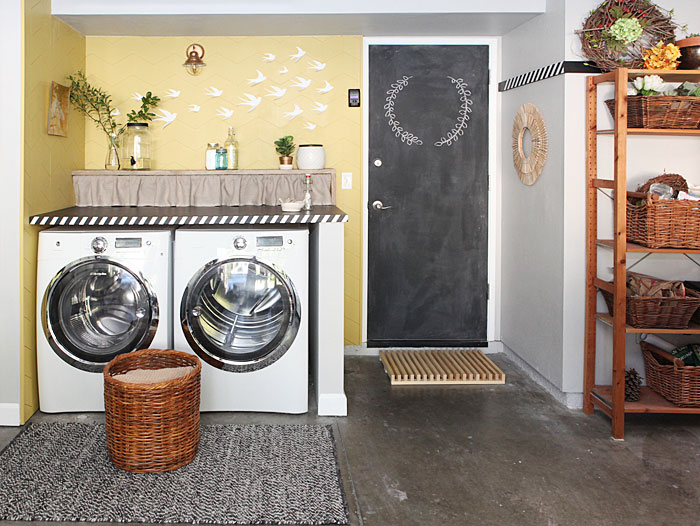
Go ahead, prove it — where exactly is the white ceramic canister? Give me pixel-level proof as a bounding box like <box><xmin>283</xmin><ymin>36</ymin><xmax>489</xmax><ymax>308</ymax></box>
<box><xmin>296</xmin><ymin>144</ymin><xmax>325</xmax><ymax>170</ymax></box>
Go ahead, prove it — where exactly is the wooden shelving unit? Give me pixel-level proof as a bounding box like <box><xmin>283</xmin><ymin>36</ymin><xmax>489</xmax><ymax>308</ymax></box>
<box><xmin>583</xmin><ymin>68</ymin><xmax>700</xmax><ymax>439</ymax></box>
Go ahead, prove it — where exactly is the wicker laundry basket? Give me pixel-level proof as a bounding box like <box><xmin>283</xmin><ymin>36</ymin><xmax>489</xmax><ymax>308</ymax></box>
<box><xmin>605</xmin><ymin>96</ymin><xmax>700</xmax><ymax>129</ymax></box>
<box><xmin>642</xmin><ymin>341</ymin><xmax>700</xmax><ymax>407</ymax></box>
<box><xmin>103</xmin><ymin>349</ymin><xmax>201</xmax><ymax>473</ymax></box>
<box><xmin>627</xmin><ymin>173</ymin><xmax>700</xmax><ymax>250</ymax></box>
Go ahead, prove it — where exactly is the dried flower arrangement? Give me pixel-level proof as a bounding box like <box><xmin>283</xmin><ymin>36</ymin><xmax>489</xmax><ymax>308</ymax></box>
<box><xmin>578</xmin><ymin>0</ymin><xmax>678</xmax><ymax>71</ymax></box>
<box><xmin>642</xmin><ymin>40</ymin><xmax>681</xmax><ymax>69</ymax></box>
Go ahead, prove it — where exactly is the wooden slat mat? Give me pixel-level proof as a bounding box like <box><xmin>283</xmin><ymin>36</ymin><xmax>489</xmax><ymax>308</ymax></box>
<box><xmin>379</xmin><ymin>349</ymin><xmax>506</xmax><ymax>385</ymax></box>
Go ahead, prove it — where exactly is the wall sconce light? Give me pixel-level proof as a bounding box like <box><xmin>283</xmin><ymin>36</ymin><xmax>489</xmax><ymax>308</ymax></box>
<box><xmin>183</xmin><ymin>44</ymin><xmax>206</xmax><ymax>76</ymax></box>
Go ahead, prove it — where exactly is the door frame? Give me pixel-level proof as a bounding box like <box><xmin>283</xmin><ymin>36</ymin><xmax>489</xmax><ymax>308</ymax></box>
<box><xmin>361</xmin><ymin>36</ymin><xmax>501</xmax><ymax>346</ymax></box>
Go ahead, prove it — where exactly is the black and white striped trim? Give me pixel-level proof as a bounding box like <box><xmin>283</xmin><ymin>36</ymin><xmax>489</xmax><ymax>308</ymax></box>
<box><xmin>29</xmin><ymin>213</ymin><xmax>348</xmax><ymax>226</ymax></box>
<box><xmin>498</xmin><ymin>61</ymin><xmax>601</xmax><ymax>92</ymax></box>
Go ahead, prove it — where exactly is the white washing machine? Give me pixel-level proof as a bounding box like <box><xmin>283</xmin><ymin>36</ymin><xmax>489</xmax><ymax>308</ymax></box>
<box><xmin>36</xmin><ymin>229</ymin><xmax>172</xmax><ymax>412</ymax></box>
<box><xmin>174</xmin><ymin>227</ymin><xmax>308</xmax><ymax>413</ymax></box>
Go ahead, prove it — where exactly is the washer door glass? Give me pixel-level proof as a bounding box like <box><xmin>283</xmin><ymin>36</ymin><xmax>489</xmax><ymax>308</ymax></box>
<box><xmin>44</xmin><ymin>258</ymin><xmax>158</xmax><ymax>372</ymax></box>
<box><xmin>182</xmin><ymin>258</ymin><xmax>300</xmax><ymax>372</ymax></box>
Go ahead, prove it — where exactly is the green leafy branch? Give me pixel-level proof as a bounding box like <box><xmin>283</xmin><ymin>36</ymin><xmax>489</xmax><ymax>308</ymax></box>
<box><xmin>126</xmin><ymin>92</ymin><xmax>160</xmax><ymax>123</ymax></box>
<box><xmin>67</xmin><ymin>71</ymin><xmax>160</xmax><ymax>141</ymax></box>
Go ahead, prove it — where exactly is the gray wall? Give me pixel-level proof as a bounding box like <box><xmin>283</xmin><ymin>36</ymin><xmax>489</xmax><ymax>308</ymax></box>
<box><xmin>500</xmin><ymin>0</ymin><xmax>567</xmax><ymax>390</ymax></box>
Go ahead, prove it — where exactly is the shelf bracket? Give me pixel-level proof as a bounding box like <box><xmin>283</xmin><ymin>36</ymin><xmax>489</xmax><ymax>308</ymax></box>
<box><xmin>683</xmin><ymin>253</ymin><xmax>700</xmax><ymax>270</ymax></box>
<box><xmin>626</xmin><ymin>252</ymin><xmax>652</xmax><ymax>271</ymax></box>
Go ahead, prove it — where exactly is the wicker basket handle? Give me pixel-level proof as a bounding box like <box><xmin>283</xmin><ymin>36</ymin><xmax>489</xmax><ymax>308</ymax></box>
<box><xmin>627</xmin><ymin>191</ymin><xmax>658</xmax><ymax>201</ymax></box>
<box><xmin>646</xmin><ymin>344</ymin><xmax>685</xmax><ymax>370</ymax></box>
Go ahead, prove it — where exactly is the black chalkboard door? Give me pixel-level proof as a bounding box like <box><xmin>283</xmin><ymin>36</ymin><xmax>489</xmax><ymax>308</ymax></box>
<box><xmin>367</xmin><ymin>45</ymin><xmax>489</xmax><ymax>347</ymax></box>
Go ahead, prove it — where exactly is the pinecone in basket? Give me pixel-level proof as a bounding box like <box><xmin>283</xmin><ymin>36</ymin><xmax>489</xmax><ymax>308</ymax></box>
<box><xmin>625</xmin><ymin>368</ymin><xmax>642</xmax><ymax>402</ymax></box>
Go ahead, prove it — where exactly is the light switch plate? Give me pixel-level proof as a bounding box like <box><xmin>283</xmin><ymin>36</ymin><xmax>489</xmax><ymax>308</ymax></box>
<box><xmin>341</xmin><ymin>172</ymin><xmax>352</xmax><ymax>190</ymax></box>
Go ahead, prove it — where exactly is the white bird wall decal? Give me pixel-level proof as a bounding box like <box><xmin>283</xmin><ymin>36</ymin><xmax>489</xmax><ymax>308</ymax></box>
<box><xmin>165</xmin><ymin>89</ymin><xmax>181</xmax><ymax>98</ymax></box>
<box><xmin>290</xmin><ymin>77</ymin><xmax>311</xmax><ymax>90</ymax></box>
<box><xmin>317</xmin><ymin>81</ymin><xmax>334</xmax><ymax>94</ymax></box>
<box><xmin>308</xmin><ymin>59</ymin><xmax>326</xmax><ymax>72</ymax></box>
<box><xmin>247</xmin><ymin>70</ymin><xmax>267</xmax><ymax>86</ymax></box>
<box><xmin>216</xmin><ymin>107</ymin><xmax>235</xmax><ymax>120</ymax></box>
<box><xmin>279</xmin><ymin>66</ymin><xmax>289</xmax><ymax>74</ymax></box>
<box><xmin>284</xmin><ymin>104</ymin><xmax>303</xmax><ymax>121</ymax></box>
<box><xmin>290</xmin><ymin>47</ymin><xmax>307</xmax><ymax>62</ymax></box>
<box><xmin>238</xmin><ymin>93</ymin><xmax>262</xmax><ymax>112</ymax></box>
<box><xmin>262</xmin><ymin>53</ymin><xmax>276</xmax><ymax>62</ymax></box>
<box><xmin>188</xmin><ymin>104</ymin><xmax>200</xmax><ymax>113</ymax></box>
<box><xmin>303</xmin><ymin>122</ymin><xmax>317</xmax><ymax>131</ymax></box>
<box><xmin>265</xmin><ymin>86</ymin><xmax>287</xmax><ymax>100</ymax></box>
<box><xmin>205</xmin><ymin>86</ymin><xmax>223</xmax><ymax>97</ymax></box>
<box><xmin>131</xmin><ymin>92</ymin><xmax>144</xmax><ymax>101</ymax></box>
<box><xmin>153</xmin><ymin>109</ymin><xmax>177</xmax><ymax>128</ymax></box>
<box><xmin>312</xmin><ymin>102</ymin><xmax>328</xmax><ymax>113</ymax></box>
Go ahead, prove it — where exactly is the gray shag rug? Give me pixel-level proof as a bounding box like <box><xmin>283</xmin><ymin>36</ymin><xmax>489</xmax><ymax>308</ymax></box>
<box><xmin>0</xmin><ymin>422</ymin><xmax>349</xmax><ymax>525</ymax></box>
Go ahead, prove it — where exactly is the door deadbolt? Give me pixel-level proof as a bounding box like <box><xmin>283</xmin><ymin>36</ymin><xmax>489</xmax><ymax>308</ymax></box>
<box><xmin>372</xmin><ymin>200</ymin><xmax>393</xmax><ymax>210</ymax></box>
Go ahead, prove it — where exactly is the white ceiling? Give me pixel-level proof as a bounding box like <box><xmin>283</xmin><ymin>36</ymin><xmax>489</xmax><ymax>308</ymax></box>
<box><xmin>51</xmin><ymin>0</ymin><xmax>545</xmax><ymax>36</ymax></box>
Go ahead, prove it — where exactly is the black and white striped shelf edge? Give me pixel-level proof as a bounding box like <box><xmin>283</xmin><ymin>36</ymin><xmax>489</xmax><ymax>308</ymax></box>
<box><xmin>498</xmin><ymin>61</ymin><xmax>601</xmax><ymax>92</ymax></box>
<box><xmin>30</xmin><ymin>212</ymin><xmax>348</xmax><ymax>227</ymax></box>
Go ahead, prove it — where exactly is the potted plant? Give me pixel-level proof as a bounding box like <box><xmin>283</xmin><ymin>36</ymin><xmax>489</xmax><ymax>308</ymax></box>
<box><xmin>67</xmin><ymin>71</ymin><xmax>160</xmax><ymax>170</ymax></box>
<box><xmin>274</xmin><ymin>135</ymin><xmax>295</xmax><ymax>170</ymax></box>
<box><xmin>677</xmin><ymin>33</ymin><xmax>700</xmax><ymax>70</ymax></box>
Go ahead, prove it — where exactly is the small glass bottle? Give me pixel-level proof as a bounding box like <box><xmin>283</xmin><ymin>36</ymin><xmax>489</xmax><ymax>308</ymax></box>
<box><xmin>215</xmin><ymin>147</ymin><xmax>228</xmax><ymax>170</ymax></box>
<box><xmin>205</xmin><ymin>142</ymin><xmax>219</xmax><ymax>170</ymax></box>
<box><xmin>303</xmin><ymin>173</ymin><xmax>312</xmax><ymax>211</ymax></box>
<box><xmin>224</xmin><ymin>126</ymin><xmax>239</xmax><ymax>170</ymax></box>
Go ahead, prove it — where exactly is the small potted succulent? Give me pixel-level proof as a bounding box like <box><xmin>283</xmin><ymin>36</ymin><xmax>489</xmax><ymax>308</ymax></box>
<box><xmin>274</xmin><ymin>135</ymin><xmax>295</xmax><ymax>170</ymax></box>
<box><xmin>676</xmin><ymin>33</ymin><xmax>700</xmax><ymax>70</ymax></box>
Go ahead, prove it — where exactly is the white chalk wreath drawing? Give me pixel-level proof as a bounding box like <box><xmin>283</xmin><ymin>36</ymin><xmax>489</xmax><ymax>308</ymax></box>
<box><xmin>384</xmin><ymin>75</ymin><xmax>474</xmax><ymax>147</ymax></box>
<box><xmin>434</xmin><ymin>76</ymin><xmax>473</xmax><ymax>147</ymax></box>
<box><xmin>384</xmin><ymin>76</ymin><xmax>423</xmax><ymax>146</ymax></box>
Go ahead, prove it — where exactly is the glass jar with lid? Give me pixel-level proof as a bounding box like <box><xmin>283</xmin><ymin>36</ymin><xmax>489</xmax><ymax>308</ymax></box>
<box><xmin>122</xmin><ymin>123</ymin><xmax>152</xmax><ymax>170</ymax></box>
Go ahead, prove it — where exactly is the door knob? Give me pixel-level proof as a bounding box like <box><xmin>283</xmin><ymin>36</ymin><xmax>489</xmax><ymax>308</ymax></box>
<box><xmin>372</xmin><ymin>200</ymin><xmax>393</xmax><ymax>210</ymax></box>
<box><xmin>373</xmin><ymin>158</ymin><xmax>382</xmax><ymax>167</ymax></box>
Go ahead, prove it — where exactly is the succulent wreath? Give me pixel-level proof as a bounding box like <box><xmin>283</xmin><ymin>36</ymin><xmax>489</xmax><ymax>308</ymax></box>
<box><xmin>578</xmin><ymin>0</ymin><xmax>679</xmax><ymax>71</ymax></box>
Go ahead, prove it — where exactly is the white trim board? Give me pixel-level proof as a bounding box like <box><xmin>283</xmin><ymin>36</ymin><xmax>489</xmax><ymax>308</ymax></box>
<box><xmin>0</xmin><ymin>403</ymin><xmax>21</xmax><ymax>427</ymax></box>
<box><xmin>361</xmin><ymin>36</ymin><xmax>502</xmax><ymax>346</ymax></box>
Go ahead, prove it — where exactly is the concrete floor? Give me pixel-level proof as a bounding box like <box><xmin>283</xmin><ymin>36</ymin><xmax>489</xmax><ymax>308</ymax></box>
<box><xmin>2</xmin><ymin>353</ymin><xmax>700</xmax><ymax>526</ymax></box>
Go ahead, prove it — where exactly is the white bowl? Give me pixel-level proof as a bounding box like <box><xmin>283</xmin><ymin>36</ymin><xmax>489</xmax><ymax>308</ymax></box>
<box><xmin>280</xmin><ymin>201</ymin><xmax>304</xmax><ymax>212</ymax></box>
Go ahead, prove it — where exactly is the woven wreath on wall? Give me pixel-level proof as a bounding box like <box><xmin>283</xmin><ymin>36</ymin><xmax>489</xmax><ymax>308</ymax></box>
<box><xmin>578</xmin><ymin>0</ymin><xmax>677</xmax><ymax>71</ymax></box>
<box><xmin>512</xmin><ymin>104</ymin><xmax>547</xmax><ymax>186</ymax></box>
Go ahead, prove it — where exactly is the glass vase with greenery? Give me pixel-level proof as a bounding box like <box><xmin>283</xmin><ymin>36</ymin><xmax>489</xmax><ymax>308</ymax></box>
<box><xmin>67</xmin><ymin>71</ymin><xmax>160</xmax><ymax>170</ymax></box>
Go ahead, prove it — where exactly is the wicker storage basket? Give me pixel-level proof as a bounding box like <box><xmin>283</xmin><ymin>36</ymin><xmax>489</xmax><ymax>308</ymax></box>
<box><xmin>627</xmin><ymin>174</ymin><xmax>700</xmax><ymax>250</ymax></box>
<box><xmin>642</xmin><ymin>341</ymin><xmax>700</xmax><ymax>407</ymax></box>
<box><xmin>104</xmin><ymin>349</ymin><xmax>201</xmax><ymax>473</ymax></box>
<box><xmin>601</xmin><ymin>287</ymin><xmax>700</xmax><ymax>329</ymax></box>
<box><xmin>605</xmin><ymin>96</ymin><xmax>700</xmax><ymax>129</ymax></box>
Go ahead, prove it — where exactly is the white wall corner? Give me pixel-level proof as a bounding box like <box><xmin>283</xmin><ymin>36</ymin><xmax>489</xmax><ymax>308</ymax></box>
<box><xmin>502</xmin><ymin>342</ymin><xmax>583</xmax><ymax>409</ymax></box>
<box><xmin>0</xmin><ymin>404</ymin><xmax>21</xmax><ymax>427</ymax></box>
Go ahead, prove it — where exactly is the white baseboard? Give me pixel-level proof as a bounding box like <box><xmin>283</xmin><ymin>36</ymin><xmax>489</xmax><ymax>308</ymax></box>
<box><xmin>501</xmin><ymin>342</ymin><xmax>583</xmax><ymax>409</ymax></box>
<box><xmin>0</xmin><ymin>403</ymin><xmax>20</xmax><ymax>426</ymax></box>
<box><xmin>317</xmin><ymin>393</ymin><xmax>347</xmax><ymax>416</ymax></box>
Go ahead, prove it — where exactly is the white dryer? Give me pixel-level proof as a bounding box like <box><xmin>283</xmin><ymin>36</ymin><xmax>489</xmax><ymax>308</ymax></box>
<box><xmin>37</xmin><ymin>229</ymin><xmax>172</xmax><ymax>412</ymax></box>
<box><xmin>174</xmin><ymin>227</ymin><xmax>308</xmax><ymax>413</ymax></box>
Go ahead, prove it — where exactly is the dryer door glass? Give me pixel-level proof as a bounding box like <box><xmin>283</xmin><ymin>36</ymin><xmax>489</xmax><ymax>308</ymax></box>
<box><xmin>182</xmin><ymin>258</ymin><xmax>300</xmax><ymax>372</ymax></box>
<box><xmin>44</xmin><ymin>259</ymin><xmax>158</xmax><ymax>372</ymax></box>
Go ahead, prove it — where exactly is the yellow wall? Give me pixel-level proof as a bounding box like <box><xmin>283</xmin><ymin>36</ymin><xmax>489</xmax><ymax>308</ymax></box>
<box><xmin>22</xmin><ymin>1</ymin><xmax>85</xmax><ymax>422</ymax></box>
<box><xmin>85</xmin><ymin>36</ymin><xmax>363</xmax><ymax>345</ymax></box>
